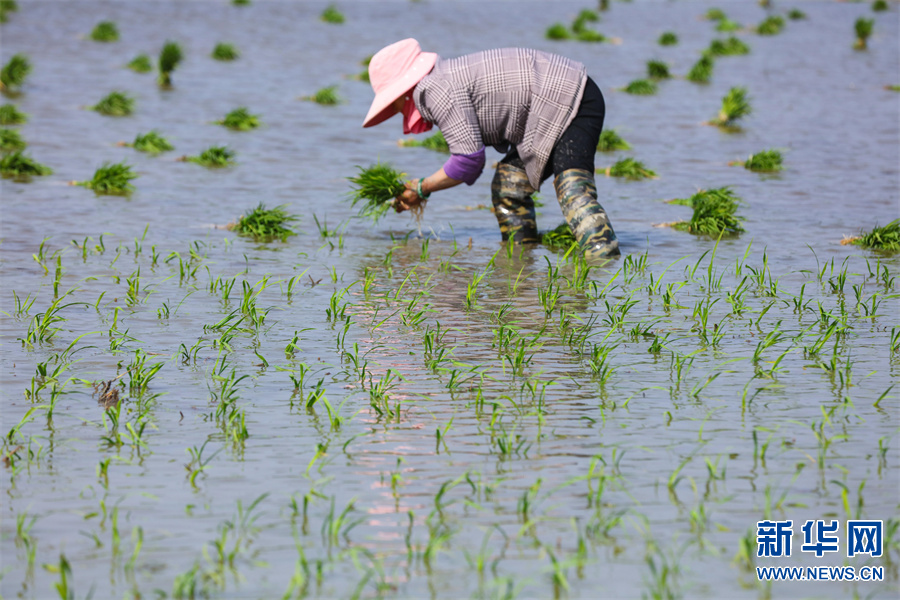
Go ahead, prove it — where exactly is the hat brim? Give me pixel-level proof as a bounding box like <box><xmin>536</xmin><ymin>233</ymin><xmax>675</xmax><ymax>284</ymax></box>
<box><xmin>362</xmin><ymin>52</ymin><xmax>437</xmax><ymax>128</ymax></box>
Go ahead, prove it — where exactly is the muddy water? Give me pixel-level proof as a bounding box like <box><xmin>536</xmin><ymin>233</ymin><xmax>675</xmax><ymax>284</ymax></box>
<box><xmin>1</xmin><ymin>1</ymin><xmax>898</xmax><ymax>598</ymax></box>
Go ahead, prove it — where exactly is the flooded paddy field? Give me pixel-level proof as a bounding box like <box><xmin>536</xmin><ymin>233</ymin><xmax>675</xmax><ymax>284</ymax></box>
<box><xmin>1</xmin><ymin>1</ymin><xmax>898</xmax><ymax>598</ymax></box>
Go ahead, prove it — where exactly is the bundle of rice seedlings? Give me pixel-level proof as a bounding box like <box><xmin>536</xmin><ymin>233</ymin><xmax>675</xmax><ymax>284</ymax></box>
<box><xmin>704</xmin><ymin>8</ymin><xmax>727</xmax><ymax>21</ymax></box>
<box><xmin>739</xmin><ymin>149</ymin><xmax>783</xmax><ymax>172</ymax></box>
<box><xmin>872</xmin><ymin>0</ymin><xmax>888</xmax><ymax>12</ymax></box>
<box><xmin>127</xmin><ymin>54</ymin><xmax>152</xmax><ymax>73</ymax></box>
<box><xmin>301</xmin><ymin>86</ymin><xmax>340</xmax><ymax>105</ymax></box>
<box><xmin>0</xmin><ymin>128</ymin><xmax>25</xmax><ymax>153</ymax></box>
<box><xmin>157</xmin><ymin>41</ymin><xmax>183</xmax><ymax>88</ymax></box>
<box><xmin>597</xmin><ymin>129</ymin><xmax>630</xmax><ymax>152</ymax></box>
<box><xmin>687</xmin><ymin>54</ymin><xmax>714</xmax><ymax>83</ymax></box>
<box><xmin>347</xmin><ymin>163</ymin><xmax>407</xmax><ymax>222</ymax></box>
<box><xmin>854</xmin><ymin>18</ymin><xmax>874</xmax><ymax>50</ymax></box>
<box><xmin>668</xmin><ymin>187</ymin><xmax>745</xmax><ymax>236</ymax></box>
<box><xmin>229</xmin><ymin>203</ymin><xmax>298</xmax><ymax>242</ymax></box>
<box><xmin>0</xmin><ymin>53</ymin><xmax>30</xmax><ymax>91</ymax></box>
<box><xmin>183</xmin><ymin>146</ymin><xmax>235</xmax><ymax>168</ymax></box>
<box><xmin>0</xmin><ymin>150</ymin><xmax>51</xmax><ymax>178</ymax></box>
<box><xmin>546</xmin><ymin>23</ymin><xmax>571</xmax><ymax>40</ymax></box>
<box><xmin>73</xmin><ymin>161</ymin><xmax>137</xmax><ymax>195</ymax></box>
<box><xmin>399</xmin><ymin>130</ymin><xmax>449</xmax><ymax>153</ymax></box>
<box><xmin>90</xmin><ymin>21</ymin><xmax>119</xmax><ymax>42</ymax></box>
<box><xmin>602</xmin><ymin>158</ymin><xmax>657</xmax><ymax>180</ymax></box>
<box><xmin>756</xmin><ymin>15</ymin><xmax>785</xmax><ymax>35</ymax></box>
<box><xmin>92</xmin><ymin>91</ymin><xmax>134</xmax><ymax>116</ymax></box>
<box><xmin>572</xmin><ymin>9</ymin><xmax>599</xmax><ymax>33</ymax></box>
<box><xmin>541</xmin><ymin>223</ymin><xmax>577</xmax><ymax>250</ymax></box>
<box><xmin>0</xmin><ymin>103</ymin><xmax>26</xmax><ymax>125</ymax></box>
<box><xmin>646</xmin><ymin>60</ymin><xmax>670</xmax><ymax>80</ymax></box>
<box><xmin>232</xmin><ymin>0</ymin><xmax>250</xmax><ymax>5</ymax></box>
<box><xmin>716</xmin><ymin>18</ymin><xmax>741</xmax><ymax>32</ymax></box>
<box><xmin>129</xmin><ymin>131</ymin><xmax>174</xmax><ymax>154</ymax></box>
<box><xmin>709</xmin><ymin>86</ymin><xmax>751</xmax><ymax>129</ymax></box>
<box><xmin>788</xmin><ymin>8</ymin><xmax>806</xmax><ymax>20</ymax></box>
<box><xmin>575</xmin><ymin>29</ymin><xmax>607</xmax><ymax>42</ymax></box>
<box><xmin>623</xmin><ymin>79</ymin><xmax>657</xmax><ymax>95</ymax></box>
<box><xmin>212</xmin><ymin>43</ymin><xmax>239</xmax><ymax>61</ymax></box>
<box><xmin>321</xmin><ymin>4</ymin><xmax>344</xmax><ymax>24</ymax></box>
<box><xmin>0</xmin><ymin>0</ymin><xmax>16</xmax><ymax>21</ymax></box>
<box><xmin>844</xmin><ymin>220</ymin><xmax>900</xmax><ymax>252</ymax></box>
<box><xmin>708</xmin><ymin>36</ymin><xmax>750</xmax><ymax>56</ymax></box>
<box><xmin>216</xmin><ymin>107</ymin><xmax>260</xmax><ymax>131</ymax></box>
<box><xmin>658</xmin><ymin>32</ymin><xmax>678</xmax><ymax>46</ymax></box>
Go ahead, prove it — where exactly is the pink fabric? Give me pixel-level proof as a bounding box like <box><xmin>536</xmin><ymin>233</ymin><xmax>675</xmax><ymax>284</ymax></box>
<box><xmin>443</xmin><ymin>147</ymin><xmax>485</xmax><ymax>185</ymax></box>
<box><xmin>362</xmin><ymin>39</ymin><xmax>437</xmax><ymax>128</ymax></box>
<box><xmin>402</xmin><ymin>96</ymin><xmax>433</xmax><ymax>135</ymax></box>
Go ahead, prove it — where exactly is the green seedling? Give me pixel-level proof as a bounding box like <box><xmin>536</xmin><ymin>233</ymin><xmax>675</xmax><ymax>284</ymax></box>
<box><xmin>399</xmin><ymin>130</ymin><xmax>449</xmax><ymax>153</ymax></box>
<box><xmin>0</xmin><ymin>128</ymin><xmax>26</xmax><ymax>152</ymax></box>
<box><xmin>854</xmin><ymin>18</ymin><xmax>874</xmax><ymax>50</ymax></box>
<box><xmin>0</xmin><ymin>0</ymin><xmax>18</xmax><ymax>23</ymax></box>
<box><xmin>709</xmin><ymin>86</ymin><xmax>751</xmax><ymax>129</ymax></box>
<box><xmin>757</xmin><ymin>15</ymin><xmax>785</xmax><ymax>35</ymax></box>
<box><xmin>229</xmin><ymin>203</ymin><xmax>298</xmax><ymax>242</ymax></box>
<box><xmin>321</xmin><ymin>4</ymin><xmax>344</xmax><ymax>23</ymax></box>
<box><xmin>704</xmin><ymin>7</ymin><xmax>726</xmax><ymax>21</ymax></box>
<box><xmin>216</xmin><ymin>106</ymin><xmax>260</xmax><ymax>130</ymax></box>
<box><xmin>658</xmin><ymin>31</ymin><xmax>678</xmax><ymax>46</ymax></box>
<box><xmin>127</xmin><ymin>54</ymin><xmax>152</xmax><ymax>73</ymax></box>
<box><xmin>737</xmin><ymin>149</ymin><xmax>783</xmax><ymax>172</ymax></box>
<box><xmin>183</xmin><ymin>145</ymin><xmax>235</xmax><ymax>167</ymax></box>
<box><xmin>602</xmin><ymin>157</ymin><xmax>657</xmax><ymax>180</ymax></box>
<box><xmin>846</xmin><ymin>219</ymin><xmax>900</xmax><ymax>252</ymax></box>
<box><xmin>716</xmin><ymin>18</ymin><xmax>741</xmax><ymax>32</ymax></box>
<box><xmin>73</xmin><ymin>161</ymin><xmax>137</xmax><ymax>195</ymax></box>
<box><xmin>545</xmin><ymin>23</ymin><xmax>571</xmax><ymax>40</ymax></box>
<box><xmin>687</xmin><ymin>54</ymin><xmax>714</xmax><ymax>83</ymax></box>
<box><xmin>302</xmin><ymin>85</ymin><xmax>340</xmax><ymax>105</ymax></box>
<box><xmin>347</xmin><ymin>163</ymin><xmax>406</xmax><ymax>222</ymax></box>
<box><xmin>0</xmin><ymin>151</ymin><xmax>51</xmax><ymax>179</ymax></box>
<box><xmin>233</xmin><ymin>0</ymin><xmax>250</xmax><ymax>4</ymax></box>
<box><xmin>0</xmin><ymin>103</ymin><xmax>26</xmax><ymax>125</ymax></box>
<box><xmin>212</xmin><ymin>42</ymin><xmax>239</xmax><ymax>61</ymax></box>
<box><xmin>668</xmin><ymin>187</ymin><xmax>745</xmax><ymax>236</ymax></box>
<box><xmin>129</xmin><ymin>130</ymin><xmax>174</xmax><ymax>154</ymax></box>
<box><xmin>572</xmin><ymin>9</ymin><xmax>598</xmax><ymax>33</ymax></box>
<box><xmin>157</xmin><ymin>41</ymin><xmax>183</xmax><ymax>87</ymax></box>
<box><xmin>575</xmin><ymin>28</ymin><xmax>606</xmax><ymax>43</ymax></box>
<box><xmin>623</xmin><ymin>79</ymin><xmax>657</xmax><ymax>95</ymax></box>
<box><xmin>708</xmin><ymin>36</ymin><xmax>750</xmax><ymax>56</ymax></box>
<box><xmin>90</xmin><ymin>20</ymin><xmax>119</xmax><ymax>42</ymax></box>
<box><xmin>596</xmin><ymin>129</ymin><xmax>630</xmax><ymax>152</ymax></box>
<box><xmin>0</xmin><ymin>53</ymin><xmax>30</xmax><ymax>90</ymax></box>
<box><xmin>541</xmin><ymin>223</ymin><xmax>576</xmax><ymax>251</ymax></box>
<box><xmin>788</xmin><ymin>8</ymin><xmax>806</xmax><ymax>19</ymax></box>
<box><xmin>646</xmin><ymin>60</ymin><xmax>670</xmax><ymax>80</ymax></box>
<box><xmin>91</xmin><ymin>91</ymin><xmax>134</xmax><ymax>116</ymax></box>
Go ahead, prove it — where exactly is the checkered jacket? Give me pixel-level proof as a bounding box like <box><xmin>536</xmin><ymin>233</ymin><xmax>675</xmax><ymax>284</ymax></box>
<box><xmin>413</xmin><ymin>48</ymin><xmax>587</xmax><ymax>190</ymax></box>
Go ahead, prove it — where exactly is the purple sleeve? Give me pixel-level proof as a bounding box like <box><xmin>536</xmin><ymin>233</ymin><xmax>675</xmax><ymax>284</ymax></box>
<box><xmin>443</xmin><ymin>146</ymin><xmax>486</xmax><ymax>186</ymax></box>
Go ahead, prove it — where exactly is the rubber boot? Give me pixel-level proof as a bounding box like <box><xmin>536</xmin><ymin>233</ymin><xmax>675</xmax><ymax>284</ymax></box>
<box><xmin>490</xmin><ymin>163</ymin><xmax>539</xmax><ymax>243</ymax></box>
<box><xmin>554</xmin><ymin>168</ymin><xmax>620</xmax><ymax>258</ymax></box>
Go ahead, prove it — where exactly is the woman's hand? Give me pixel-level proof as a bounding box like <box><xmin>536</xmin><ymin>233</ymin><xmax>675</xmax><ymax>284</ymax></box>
<box><xmin>394</xmin><ymin>179</ymin><xmax>425</xmax><ymax>213</ymax></box>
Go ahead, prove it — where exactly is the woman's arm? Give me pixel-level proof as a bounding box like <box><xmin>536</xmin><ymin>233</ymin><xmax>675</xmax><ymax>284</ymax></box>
<box><xmin>395</xmin><ymin>167</ymin><xmax>461</xmax><ymax>213</ymax></box>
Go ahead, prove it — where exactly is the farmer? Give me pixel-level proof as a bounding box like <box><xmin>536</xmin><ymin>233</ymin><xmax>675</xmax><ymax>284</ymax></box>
<box><xmin>362</xmin><ymin>38</ymin><xmax>619</xmax><ymax>258</ymax></box>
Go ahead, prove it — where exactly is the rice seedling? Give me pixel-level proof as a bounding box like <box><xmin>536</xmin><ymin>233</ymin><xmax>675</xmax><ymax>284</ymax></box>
<box><xmin>321</xmin><ymin>4</ymin><xmax>344</xmax><ymax>24</ymax></box>
<box><xmin>704</xmin><ymin>8</ymin><xmax>726</xmax><ymax>21</ymax></box>
<box><xmin>216</xmin><ymin>107</ymin><xmax>261</xmax><ymax>131</ymax></box>
<box><xmin>545</xmin><ymin>23</ymin><xmax>571</xmax><ymax>40</ymax></box>
<box><xmin>301</xmin><ymin>86</ymin><xmax>340</xmax><ymax>105</ymax></box>
<box><xmin>0</xmin><ymin>53</ymin><xmax>30</xmax><ymax>91</ymax></box>
<box><xmin>229</xmin><ymin>203</ymin><xmax>298</xmax><ymax>242</ymax></box>
<box><xmin>127</xmin><ymin>54</ymin><xmax>152</xmax><ymax>73</ymax></box>
<box><xmin>399</xmin><ymin>130</ymin><xmax>449</xmax><ymax>153</ymax></box>
<box><xmin>232</xmin><ymin>0</ymin><xmax>250</xmax><ymax>4</ymax></box>
<box><xmin>348</xmin><ymin>163</ymin><xmax>407</xmax><ymax>222</ymax></box>
<box><xmin>687</xmin><ymin>54</ymin><xmax>714</xmax><ymax>83</ymax></box>
<box><xmin>738</xmin><ymin>149</ymin><xmax>783</xmax><ymax>172</ymax></box>
<box><xmin>73</xmin><ymin>161</ymin><xmax>137</xmax><ymax>195</ymax></box>
<box><xmin>90</xmin><ymin>21</ymin><xmax>119</xmax><ymax>42</ymax></box>
<box><xmin>0</xmin><ymin>127</ymin><xmax>25</xmax><ymax>153</ymax></box>
<box><xmin>658</xmin><ymin>32</ymin><xmax>678</xmax><ymax>46</ymax></box>
<box><xmin>0</xmin><ymin>151</ymin><xmax>51</xmax><ymax>179</ymax></box>
<box><xmin>575</xmin><ymin>29</ymin><xmax>607</xmax><ymax>43</ymax></box>
<box><xmin>157</xmin><ymin>41</ymin><xmax>183</xmax><ymax>87</ymax></box>
<box><xmin>212</xmin><ymin>43</ymin><xmax>239</xmax><ymax>61</ymax></box>
<box><xmin>183</xmin><ymin>145</ymin><xmax>235</xmax><ymax>168</ymax></box>
<box><xmin>788</xmin><ymin>8</ymin><xmax>806</xmax><ymax>20</ymax></box>
<box><xmin>709</xmin><ymin>86</ymin><xmax>751</xmax><ymax>129</ymax></box>
<box><xmin>91</xmin><ymin>90</ymin><xmax>134</xmax><ymax>116</ymax></box>
<box><xmin>572</xmin><ymin>9</ymin><xmax>599</xmax><ymax>33</ymax></box>
<box><xmin>716</xmin><ymin>18</ymin><xmax>741</xmax><ymax>32</ymax></box>
<box><xmin>668</xmin><ymin>187</ymin><xmax>745</xmax><ymax>236</ymax></box>
<box><xmin>646</xmin><ymin>60</ymin><xmax>670</xmax><ymax>80</ymax></box>
<box><xmin>872</xmin><ymin>0</ymin><xmax>888</xmax><ymax>12</ymax></box>
<box><xmin>602</xmin><ymin>157</ymin><xmax>657</xmax><ymax>180</ymax></box>
<box><xmin>708</xmin><ymin>36</ymin><xmax>750</xmax><ymax>56</ymax></box>
<box><xmin>622</xmin><ymin>79</ymin><xmax>657</xmax><ymax>95</ymax></box>
<box><xmin>541</xmin><ymin>223</ymin><xmax>576</xmax><ymax>251</ymax></box>
<box><xmin>596</xmin><ymin>129</ymin><xmax>630</xmax><ymax>152</ymax></box>
<box><xmin>845</xmin><ymin>220</ymin><xmax>900</xmax><ymax>252</ymax></box>
<box><xmin>129</xmin><ymin>130</ymin><xmax>174</xmax><ymax>154</ymax></box>
<box><xmin>854</xmin><ymin>18</ymin><xmax>874</xmax><ymax>50</ymax></box>
<box><xmin>756</xmin><ymin>15</ymin><xmax>785</xmax><ymax>35</ymax></box>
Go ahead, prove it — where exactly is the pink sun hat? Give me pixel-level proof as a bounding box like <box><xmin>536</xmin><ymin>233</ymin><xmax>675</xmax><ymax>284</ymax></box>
<box><xmin>362</xmin><ymin>39</ymin><xmax>437</xmax><ymax>128</ymax></box>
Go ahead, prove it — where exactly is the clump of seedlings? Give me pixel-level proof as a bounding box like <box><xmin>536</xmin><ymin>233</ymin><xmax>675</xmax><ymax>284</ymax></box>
<box><xmin>708</xmin><ymin>86</ymin><xmax>751</xmax><ymax>130</ymax></box>
<box><xmin>301</xmin><ymin>86</ymin><xmax>340</xmax><ymax>105</ymax></box>
<box><xmin>91</xmin><ymin>91</ymin><xmax>134</xmax><ymax>116</ymax></box>
<box><xmin>0</xmin><ymin>103</ymin><xmax>26</xmax><ymax>125</ymax></box>
<box><xmin>708</xmin><ymin>36</ymin><xmax>750</xmax><ymax>56</ymax></box>
<box><xmin>646</xmin><ymin>60</ymin><xmax>670</xmax><ymax>80</ymax></box>
<box><xmin>597</xmin><ymin>129</ymin><xmax>630</xmax><ymax>152</ymax></box>
<box><xmin>212</xmin><ymin>43</ymin><xmax>239</xmax><ymax>61</ymax></box>
<box><xmin>788</xmin><ymin>8</ymin><xmax>806</xmax><ymax>20</ymax></box>
<box><xmin>716</xmin><ymin>18</ymin><xmax>741</xmax><ymax>32</ymax></box>
<box><xmin>0</xmin><ymin>128</ymin><xmax>25</xmax><ymax>152</ymax></box>
<box><xmin>90</xmin><ymin>21</ymin><xmax>119</xmax><ymax>42</ymax></box>
<box><xmin>127</xmin><ymin>54</ymin><xmax>152</xmax><ymax>73</ymax></box>
<box><xmin>399</xmin><ymin>131</ymin><xmax>449</xmax><ymax>153</ymax></box>
<box><xmin>321</xmin><ymin>4</ymin><xmax>344</xmax><ymax>24</ymax></box>
<box><xmin>687</xmin><ymin>54</ymin><xmax>714</xmax><ymax>83</ymax></box>
<box><xmin>623</xmin><ymin>79</ymin><xmax>657</xmax><ymax>95</ymax></box>
<box><xmin>601</xmin><ymin>157</ymin><xmax>657</xmax><ymax>180</ymax></box>
<box><xmin>232</xmin><ymin>0</ymin><xmax>250</xmax><ymax>5</ymax></box>
<box><xmin>216</xmin><ymin>107</ymin><xmax>260</xmax><ymax>131</ymax></box>
<box><xmin>229</xmin><ymin>203</ymin><xmax>298</xmax><ymax>242</ymax></box>
<box><xmin>541</xmin><ymin>223</ymin><xmax>576</xmax><ymax>250</ymax></box>
<box><xmin>872</xmin><ymin>0</ymin><xmax>888</xmax><ymax>12</ymax></box>
<box><xmin>545</xmin><ymin>23</ymin><xmax>571</xmax><ymax>40</ymax></box>
<box><xmin>0</xmin><ymin>150</ymin><xmax>51</xmax><ymax>179</ymax></box>
<box><xmin>0</xmin><ymin>0</ymin><xmax>17</xmax><ymax>22</ymax></box>
<box><xmin>182</xmin><ymin>146</ymin><xmax>235</xmax><ymax>168</ymax></box>
<box><xmin>73</xmin><ymin>161</ymin><xmax>137</xmax><ymax>195</ymax></box>
<box><xmin>127</xmin><ymin>131</ymin><xmax>174</xmax><ymax>154</ymax></box>
<box><xmin>157</xmin><ymin>41</ymin><xmax>183</xmax><ymax>88</ymax></box>
<box><xmin>667</xmin><ymin>187</ymin><xmax>745</xmax><ymax>236</ymax></box>
<box><xmin>844</xmin><ymin>219</ymin><xmax>900</xmax><ymax>252</ymax></box>
<box><xmin>658</xmin><ymin>32</ymin><xmax>678</xmax><ymax>46</ymax></box>
<box><xmin>756</xmin><ymin>15</ymin><xmax>785</xmax><ymax>35</ymax></box>
<box><xmin>546</xmin><ymin>10</ymin><xmax>607</xmax><ymax>42</ymax></box>
<box><xmin>704</xmin><ymin>8</ymin><xmax>727</xmax><ymax>21</ymax></box>
<box><xmin>1</xmin><ymin>53</ymin><xmax>30</xmax><ymax>91</ymax></box>
<box><xmin>348</xmin><ymin>163</ymin><xmax>407</xmax><ymax>222</ymax></box>
<box><xmin>854</xmin><ymin>18</ymin><xmax>874</xmax><ymax>50</ymax></box>
<box><xmin>733</xmin><ymin>149</ymin><xmax>783</xmax><ymax>172</ymax></box>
